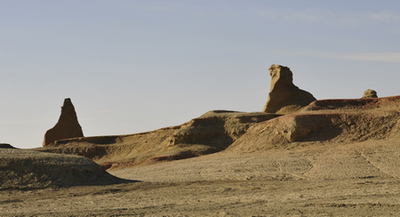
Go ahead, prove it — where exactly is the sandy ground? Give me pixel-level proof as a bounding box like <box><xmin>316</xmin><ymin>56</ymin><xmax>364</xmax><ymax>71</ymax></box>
<box><xmin>2</xmin><ymin>140</ymin><xmax>400</xmax><ymax>216</ymax></box>
<box><xmin>7</xmin><ymin>96</ymin><xmax>399</xmax><ymax>216</ymax></box>
<box><xmin>2</xmin><ymin>178</ymin><xmax>400</xmax><ymax>216</ymax></box>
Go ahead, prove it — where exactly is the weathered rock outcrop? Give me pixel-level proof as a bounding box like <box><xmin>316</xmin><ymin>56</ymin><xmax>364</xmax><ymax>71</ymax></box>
<box><xmin>228</xmin><ymin>95</ymin><xmax>400</xmax><ymax>153</ymax></box>
<box><xmin>262</xmin><ymin>65</ymin><xmax>316</xmax><ymax>114</ymax></box>
<box><xmin>362</xmin><ymin>89</ymin><xmax>378</xmax><ymax>98</ymax></box>
<box><xmin>169</xmin><ymin>111</ymin><xmax>279</xmax><ymax>151</ymax></box>
<box><xmin>42</xmin><ymin>98</ymin><xmax>84</xmax><ymax>146</ymax></box>
<box><xmin>36</xmin><ymin>111</ymin><xmax>279</xmax><ymax>169</ymax></box>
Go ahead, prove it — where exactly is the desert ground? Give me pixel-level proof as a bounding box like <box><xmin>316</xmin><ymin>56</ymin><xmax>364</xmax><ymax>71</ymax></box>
<box><xmin>2</xmin><ymin>96</ymin><xmax>400</xmax><ymax>216</ymax></box>
<box><xmin>2</xmin><ymin>140</ymin><xmax>400</xmax><ymax>216</ymax></box>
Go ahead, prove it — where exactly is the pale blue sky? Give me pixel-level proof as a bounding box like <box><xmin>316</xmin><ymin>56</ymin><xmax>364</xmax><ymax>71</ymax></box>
<box><xmin>1</xmin><ymin>0</ymin><xmax>400</xmax><ymax>148</ymax></box>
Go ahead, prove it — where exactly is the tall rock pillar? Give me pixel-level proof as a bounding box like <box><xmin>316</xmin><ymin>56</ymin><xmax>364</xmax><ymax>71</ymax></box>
<box><xmin>42</xmin><ymin>98</ymin><xmax>84</xmax><ymax>146</ymax></box>
<box><xmin>262</xmin><ymin>65</ymin><xmax>316</xmax><ymax>114</ymax></box>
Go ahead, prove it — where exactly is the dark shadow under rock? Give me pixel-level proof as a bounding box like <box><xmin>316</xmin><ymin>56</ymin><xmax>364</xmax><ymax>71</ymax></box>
<box><xmin>0</xmin><ymin>144</ymin><xmax>16</xmax><ymax>149</ymax></box>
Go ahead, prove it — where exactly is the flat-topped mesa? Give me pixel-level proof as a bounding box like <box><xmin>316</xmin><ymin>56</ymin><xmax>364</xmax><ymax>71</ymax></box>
<box><xmin>362</xmin><ymin>89</ymin><xmax>378</xmax><ymax>99</ymax></box>
<box><xmin>42</xmin><ymin>98</ymin><xmax>84</xmax><ymax>146</ymax></box>
<box><xmin>262</xmin><ymin>65</ymin><xmax>316</xmax><ymax>114</ymax></box>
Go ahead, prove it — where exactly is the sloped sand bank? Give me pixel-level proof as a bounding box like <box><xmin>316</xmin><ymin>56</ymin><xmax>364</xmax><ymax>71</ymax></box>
<box><xmin>2</xmin><ymin>140</ymin><xmax>400</xmax><ymax>216</ymax></box>
<box><xmin>0</xmin><ymin>149</ymin><xmax>126</xmax><ymax>190</ymax></box>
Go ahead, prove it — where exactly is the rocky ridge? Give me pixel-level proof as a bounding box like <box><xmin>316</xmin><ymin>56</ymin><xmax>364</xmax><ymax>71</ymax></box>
<box><xmin>37</xmin><ymin>111</ymin><xmax>279</xmax><ymax>170</ymax></box>
<box><xmin>227</xmin><ymin>95</ymin><xmax>400</xmax><ymax>153</ymax></box>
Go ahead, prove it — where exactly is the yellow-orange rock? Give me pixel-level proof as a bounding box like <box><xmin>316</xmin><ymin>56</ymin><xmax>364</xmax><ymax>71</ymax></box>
<box><xmin>36</xmin><ymin>110</ymin><xmax>279</xmax><ymax>169</ymax></box>
<box><xmin>42</xmin><ymin>98</ymin><xmax>84</xmax><ymax>146</ymax></box>
<box><xmin>362</xmin><ymin>89</ymin><xmax>378</xmax><ymax>98</ymax></box>
<box><xmin>262</xmin><ymin>65</ymin><xmax>316</xmax><ymax>114</ymax></box>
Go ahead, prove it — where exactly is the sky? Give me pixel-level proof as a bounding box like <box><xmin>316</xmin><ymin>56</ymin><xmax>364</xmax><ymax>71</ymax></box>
<box><xmin>1</xmin><ymin>0</ymin><xmax>400</xmax><ymax>149</ymax></box>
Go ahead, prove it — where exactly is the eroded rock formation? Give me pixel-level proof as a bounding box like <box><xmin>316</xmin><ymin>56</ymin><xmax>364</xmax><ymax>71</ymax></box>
<box><xmin>229</xmin><ymin>95</ymin><xmax>400</xmax><ymax>153</ymax></box>
<box><xmin>42</xmin><ymin>98</ymin><xmax>84</xmax><ymax>146</ymax></box>
<box><xmin>362</xmin><ymin>89</ymin><xmax>378</xmax><ymax>98</ymax></box>
<box><xmin>168</xmin><ymin>111</ymin><xmax>279</xmax><ymax>150</ymax></box>
<box><xmin>37</xmin><ymin>110</ymin><xmax>279</xmax><ymax>169</ymax></box>
<box><xmin>262</xmin><ymin>65</ymin><xmax>316</xmax><ymax>114</ymax></box>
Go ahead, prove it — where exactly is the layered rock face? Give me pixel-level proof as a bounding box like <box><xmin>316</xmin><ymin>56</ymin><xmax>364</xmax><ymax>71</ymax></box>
<box><xmin>229</xmin><ymin>95</ymin><xmax>400</xmax><ymax>153</ymax></box>
<box><xmin>168</xmin><ymin>111</ymin><xmax>279</xmax><ymax>151</ymax></box>
<box><xmin>362</xmin><ymin>89</ymin><xmax>378</xmax><ymax>98</ymax></box>
<box><xmin>37</xmin><ymin>110</ymin><xmax>279</xmax><ymax>169</ymax></box>
<box><xmin>42</xmin><ymin>98</ymin><xmax>84</xmax><ymax>146</ymax></box>
<box><xmin>262</xmin><ymin>65</ymin><xmax>316</xmax><ymax>114</ymax></box>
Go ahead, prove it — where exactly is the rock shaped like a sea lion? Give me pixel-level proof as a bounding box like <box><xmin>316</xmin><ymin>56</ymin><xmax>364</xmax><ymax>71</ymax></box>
<box><xmin>362</xmin><ymin>89</ymin><xmax>378</xmax><ymax>99</ymax></box>
<box><xmin>262</xmin><ymin>65</ymin><xmax>316</xmax><ymax>114</ymax></box>
<box><xmin>42</xmin><ymin>98</ymin><xmax>84</xmax><ymax>146</ymax></box>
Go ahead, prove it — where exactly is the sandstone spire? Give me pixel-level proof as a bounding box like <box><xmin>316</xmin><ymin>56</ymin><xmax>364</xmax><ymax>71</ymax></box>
<box><xmin>42</xmin><ymin>98</ymin><xmax>84</xmax><ymax>146</ymax></box>
<box><xmin>262</xmin><ymin>65</ymin><xmax>316</xmax><ymax>114</ymax></box>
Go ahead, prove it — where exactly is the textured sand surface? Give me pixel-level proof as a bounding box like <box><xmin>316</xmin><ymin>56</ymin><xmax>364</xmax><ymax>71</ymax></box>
<box><xmin>109</xmin><ymin>140</ymin><xmax>400</xmax><ymax>183</ymax></box>
<box><xmin>2</xmin><ymin>140</ymin><xmax>400</xmax><ymax>216</ymax></box>
<box><xmin>2</xmin><ymin>178</ymin><xmax>400</xmax><ymax>216</ymax></box>
<box><xmin>0</xmin><ymin>149</ymin><xmax>124</xmax><ymax>190</ymax></box>
<box><xmin>3</xmin><ymin>96</ymin><xmax>400</xmax><ymax>216</ymax></box>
